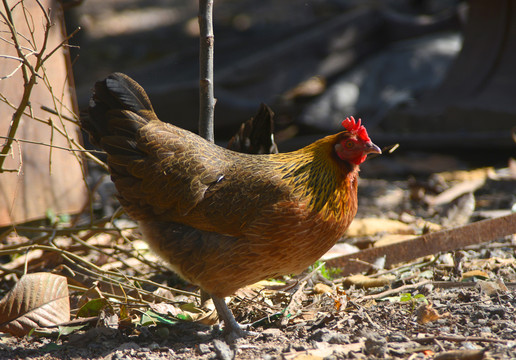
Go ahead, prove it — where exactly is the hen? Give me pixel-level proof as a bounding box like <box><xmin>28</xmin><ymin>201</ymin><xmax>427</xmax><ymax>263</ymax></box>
<box><xmin>83</xmin><ymin>73</ymin><xmax>381</xmax><ymax>339</ymax></box>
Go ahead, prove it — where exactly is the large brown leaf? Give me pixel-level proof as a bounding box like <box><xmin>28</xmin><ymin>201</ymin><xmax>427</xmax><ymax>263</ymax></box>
<box><xmin>0</xmin><ymin>272</ymin><xmax>70</xmax><ymax>337</ymax></box>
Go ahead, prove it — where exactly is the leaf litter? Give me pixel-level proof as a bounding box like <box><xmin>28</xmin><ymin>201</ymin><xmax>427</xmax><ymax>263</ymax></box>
<box><xmin>0</xmin><ymin>157</ymin><xmax>515</xmax><ymax>359</ymax></box>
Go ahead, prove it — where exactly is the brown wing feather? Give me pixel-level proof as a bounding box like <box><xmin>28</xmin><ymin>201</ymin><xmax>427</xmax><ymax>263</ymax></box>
<box><xmin>85</xmin><ymin>74</ymin><xmax>297</xmax><ymax>233</ymax></box>
<box><xmin>110</xmin><ymin>120</ymin><xmax>228</xmax><ymax>219</ymax></box>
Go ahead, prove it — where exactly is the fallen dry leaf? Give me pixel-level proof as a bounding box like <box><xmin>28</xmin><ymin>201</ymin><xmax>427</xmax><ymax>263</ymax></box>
<box><xmin>467</xmin><ymin>257</ymin><xmax>515</xmax><ymax>271</ymax></box>
<box><xmin>149</xmin><ymin>302</ymin><xmax>182</xmax><ymax>317</ymax></box>
<box><xmin>433</xmin><ymin>349</ymin><xmax>486</xmax><ymax>360</ymax></box>
<box><xmin>416</xmin><ymin>303</ymin><xmax>441</xmax><ymax>324</ymax></box>
<box><xmin>426</xmin><ymin>179</ymin><xmax>485</xmax><ymax>206</ymax></box>
<box><xmin>322</xmin><ymin>243</ymin><xmax>359</xmax><ymax>261</ymax></box>
<box><xmin>77</xmin><ymin>285</ymin><xmax>104</xmax><ymax>308</ymax></box>
<box><xmin>282</xmin><ymin>282</ymin><xmax>307</xmax><ymax>325</ymax></box>
<box><xmin>437</xmin><ymin>167</ymin><xmax>495</xmax><ymax>182</ymax></box>
<box><xmin>0</xmin><ymin>272</ymin><xmax>70</xmax><ymax>337</ymax></box>
<box><xmin>461</xmin><ymin>270</ymin><xmax>489</xmax><ymax>281</ymax></box>
<box><xmin>476</xmin><ymin>280</ymin><xmax>509</xmax><ymax>296</ymax></box>
<box><xmin>288</xmin><ymin>355</ymin><xmax>323</xmax><ymax>360</ymax></box>
<box><xmin>1</xmin><ymin>249</ymin><xmax>44</xmax><ymax>271</ymax></box>
<box><xmin>193</xmin><ymin>308</ymin><xmax>219</xmax><ymax>326</ymax></box>
<box><xmin>347</xmin><ymin>218</ymin><xmax>415</xmax><ymax>237</ymax></box>
<box><xmin>374</xmin><ymin>234</ymin><xmax>415</xmax><ymax>247</ymax></box>
<box><xmin>284</xmin><ymin>341</ymin><xmax>364</xmax><ymax>360</ymax></box>
<box><xmin>313</xmin><ymin>283</ymin><xmax>333</xmax><ymax>295</ymax></box>
<box><xmin>440</xmin><ymin>192</ymin><xmax>475</xmax><ymax>228</ymax></box>
<box><xmin>342</xmin><ymin>274</ymin><xmax>392</xmax><ymax>288</ymax></box>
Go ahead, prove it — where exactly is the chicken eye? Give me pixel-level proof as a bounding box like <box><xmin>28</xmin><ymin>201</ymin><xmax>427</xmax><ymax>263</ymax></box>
<box><xmin>345</xmin><ymin>140</ymin><xmax>354</xmax><ymax>149</ymax></box>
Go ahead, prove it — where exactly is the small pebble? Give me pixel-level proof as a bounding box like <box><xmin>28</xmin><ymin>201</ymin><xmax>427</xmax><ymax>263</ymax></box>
<box><xmin>309</xmin><ymin>328</ymin><xmax>348</xmax><ymax>344</ymax></box>
<box><xmin>197</xmin><ymin>343</ymin><xmax>211</xmax><ymax>355</ymax></box>
<box><xmin>463</xmin><ymin>342</ymin><xmax>480</xmax><ymax>350</ymax></box>
<box><xmin>213</xmin><ymin>339</ymin><xmax>234</xmax><ymax>360</ymax></box>
<box><xmin>488</xmin><ymin>307</ymin><xmax>506</xmax><ymax>318</ymax></box>
<box><xmin>440</xmin><ymin>326</ymin><xmax>450</xmax><ymax>333</ymax></box>
<box><xmin>363</xmin><ymin>331</ymin><xmax>387</xmax><ymax>358</ymax></box>
<box><xmin>261</xmin><ymin>328</ymin><xmax>284</xmax><ymax>338</ymax></box>
<box><xmin>116</xmin><ymin>342</ymin><xmax>140</xmax><ymax>351</ymax></box>
<box><xmin>293</xmin><ymin>344</ymin><xmax>307</xmax><ymax>351</ymax></box>
<box><xmin>388</xmin><ymin>333</ymin><xmax>410</xmax><ymax>342</ymax></box>
<box><xmin>148</xmin><ymin>343</ymin><xmax>160</xmax><ymax>351</ymax></box>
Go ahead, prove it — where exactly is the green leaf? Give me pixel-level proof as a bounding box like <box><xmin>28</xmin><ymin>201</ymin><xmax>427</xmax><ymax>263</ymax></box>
<box><xmin>140</xmin><ymin>310</ymin><xmax>177</xmax><ymax>326</ymax></box>
<box><xmin>139</xmin><ymin>312</ymin><xmax>157</xmax><ymax>327</ymax></box>
<box><xmin>58</xmin><ymin>324</ymin><xmax>86</xmax><ymax>337</ymax></box>
<box><xmin>77</xmin><ymin>298</ymin><xmax>108</xmax><ymax>318</ymax></box>
<box><xmin>400</xmin><ymin>293</ymin><xmax>412</xmax><ymax>302</ymax></box>
<box><xmin>58</xmin><ymin>214</ymin><xmax>70</xmax><ymax>223</ymax></box>
<box><xmin>41</xmin><ymin>343</ymin><xmax>62</xmax><ymax>352</ymax></box>
<box><xmin>414</xmin><ymin>294</ymin><xmax>428</xmax><ymax>304</ymax></box>
<box><xmin>179</xmin><ymin>302</ymin><xmax>203</xmax><ymax>314</ymax></box>
<box><xmin>419</xmin><ymin>270</ymin><xmax>434</xmax><ymax>279</ymax></box>
<box><xmin>45</xmin><ymin>209</ymin><xmax>58</xmax><ymax>225</ymax></box>
<box><xmin>176</xmin><ymin>313</ymin><xmax>193</xmax><ymax>321</ymax></box>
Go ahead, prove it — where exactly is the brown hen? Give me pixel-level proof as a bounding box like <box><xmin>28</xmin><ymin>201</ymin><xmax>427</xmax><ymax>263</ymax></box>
<box><xmin>83</xmin><ymin>73</ymin><xmax>381</xmax><ymax>339</ymax></box>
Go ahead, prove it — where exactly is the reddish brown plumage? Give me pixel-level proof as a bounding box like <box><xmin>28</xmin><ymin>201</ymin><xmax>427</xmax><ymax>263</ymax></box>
<box><xmin>84</xmin><ymin>73</ymin><xmax>380</xmax><ymax>337</ymax></box>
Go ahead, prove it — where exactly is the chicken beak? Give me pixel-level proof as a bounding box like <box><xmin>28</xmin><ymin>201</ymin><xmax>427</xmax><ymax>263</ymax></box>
<box><xmin>364</xmin><ymin>142</ymin><xmax>382</xmax><ymax>155</ymax></box>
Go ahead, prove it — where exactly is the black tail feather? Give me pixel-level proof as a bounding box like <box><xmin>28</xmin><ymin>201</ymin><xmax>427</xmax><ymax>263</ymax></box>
<box><xmin>102</xmin><ymin>73</ymin><xmax>153</xmax><ymax>113</ymax></box>
<box><xmin>227</xmin><ymin>103</ymin><xmax>278</xmax><ymax>155</ymax></box>
<box><xmin>83</xmin><ymin>73</ymin><xmax>154</xmax><ymax>147</ymax></box>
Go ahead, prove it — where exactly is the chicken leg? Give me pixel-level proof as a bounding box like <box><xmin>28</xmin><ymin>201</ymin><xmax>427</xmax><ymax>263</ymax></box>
<box><xmin>211</xmin><ymin>295</ymin><xmax>247</xmax><ymax>340</ymax></box>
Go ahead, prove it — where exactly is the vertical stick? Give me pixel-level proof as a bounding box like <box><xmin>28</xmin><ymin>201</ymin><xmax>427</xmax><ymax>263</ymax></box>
<box><xmin>198</xmin><ymin>0</ymin><xmax>214</xmax><ymax>142</ymax></box>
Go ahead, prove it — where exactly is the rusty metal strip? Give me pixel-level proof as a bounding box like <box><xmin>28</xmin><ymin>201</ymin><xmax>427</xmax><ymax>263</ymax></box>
<box><xmin>327</xmin><ymin>213</ymin><xmax>516</xmax><ymax>276</ymax></box>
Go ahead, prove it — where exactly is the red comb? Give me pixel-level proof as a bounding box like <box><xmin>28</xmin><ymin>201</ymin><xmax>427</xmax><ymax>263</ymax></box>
<box><xmin>341</xmin><ymin>116</ymin><xmax>370</xmax><ymax>142</ymax></box>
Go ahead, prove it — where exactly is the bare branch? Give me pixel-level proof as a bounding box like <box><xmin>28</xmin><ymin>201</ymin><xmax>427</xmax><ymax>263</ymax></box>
<box><xmin>0</xmin><ymin>136</ymin><xmax>104</xmax><ymax>154</ymax></box>
<box><xmin>41</xmin><ymin>26</ymin><xmax>80</xmax><ymax>64</ymax></box>
<box><xmin>198</xmin><ymin>0</ymin><xmax>214</xmax><ymax>142</ymax></box>
<box><xmin>0</xmin><ymin>54</ymin><xmax>25</xmax><ymax>80</ymax></box>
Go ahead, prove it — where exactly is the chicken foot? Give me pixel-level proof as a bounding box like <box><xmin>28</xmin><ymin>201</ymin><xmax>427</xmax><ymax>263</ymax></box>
<box><xmin>211</xmin><ymin>294</ymin><xmax>256</xmax><ymax>341</ymax></box>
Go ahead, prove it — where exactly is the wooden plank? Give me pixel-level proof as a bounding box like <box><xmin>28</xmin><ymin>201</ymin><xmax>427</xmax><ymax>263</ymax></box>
<box><xmin>326</xmin><ymin>213</ymin><xmax>516</xmax><ymax>276</ymax></box>
<box><xmin>0</xmin><ymin>0</ymin><xmax>87</xmax><ymax>226</ymax></box>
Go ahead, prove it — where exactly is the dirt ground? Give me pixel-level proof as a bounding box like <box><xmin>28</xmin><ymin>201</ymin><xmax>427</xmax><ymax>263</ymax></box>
<box><xmin>1</xmin><ymin>278</ymin><xmax>515</xmax><ymax>360</ymax></box>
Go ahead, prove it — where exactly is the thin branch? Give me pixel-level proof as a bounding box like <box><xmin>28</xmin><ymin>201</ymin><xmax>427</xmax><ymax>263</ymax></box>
<box><xmin>0</xmin><ymin>0</ymin><xmax>31</xmax><ymax>82</ymax></box>
<box><xmin>0</xmin><ymin>54</ymin><xmax>26</xmax><ymax>80</ymax></box>
<box><xmin>198</xmin><ymin>0</ymin><xmax>214</xmax><ymax>142</ymax></box>
<box><xmin>41</xmin><ymin>26</ymin><xmax>80</xmax><ymax>64</ymax></box>
<box><xmin>412</xmin><ymin>335</ymin><xmax>507</xmax><ymax>344</ymax></box>
<box><xmin>0</xmin><ymin>136</ymin><xmax>104</xmax><ymax>154</ymax></box>
<box><xmin>0</xmin><ymin>53</ymin><xmax>22</xmax><ymax>61</ymax></box>
<box><xmin>360</xmin><ymin>280</ymin><xmax>432</xmax><ymax>301</ymax></box>
<box><xmin>40</xmin><ymin>105</ymin><xmax>78</xmax><ymax>124</ymax></box>
<box><xmin>0</xmin><ymin>244</ymin><xmax>200</xmax><ymax>298</ymax></box>
<box><xmin>69</xmin><ymin>233</ymin><xmax>145</xmax><ymax>277</ymax></box>
<box><xmin>0</xmin><ymin>92</ymin><xmax>107</xmax><ymax>170</ymax></box>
